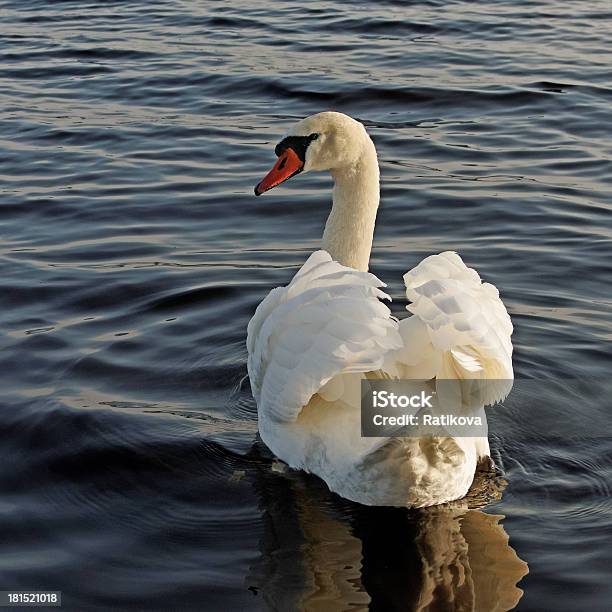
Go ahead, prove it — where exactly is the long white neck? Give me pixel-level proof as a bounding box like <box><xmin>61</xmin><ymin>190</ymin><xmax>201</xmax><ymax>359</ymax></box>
<box><xmin>321</xmin><ymin>138</ymin><xmax>380</xmax><ymax>272</ymax></box>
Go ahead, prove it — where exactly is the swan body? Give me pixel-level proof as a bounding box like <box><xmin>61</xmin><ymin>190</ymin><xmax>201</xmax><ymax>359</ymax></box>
<box><xmin>248</xmin><ymin>112</ymin><xmax>513</xmax><ymax>507</ymax></box>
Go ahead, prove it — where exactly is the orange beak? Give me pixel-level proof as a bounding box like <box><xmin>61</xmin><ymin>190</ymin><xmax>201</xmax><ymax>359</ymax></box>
<box><xmin>254</xmin><ymin>148</ymin><xmax>304</xmax><ymax>196</ymax></box>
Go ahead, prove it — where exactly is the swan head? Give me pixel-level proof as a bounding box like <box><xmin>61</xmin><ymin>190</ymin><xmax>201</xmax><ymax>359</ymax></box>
<box><xmin>254</xmin><ymin>112</ymin><xmax>371</xmax><ymax>196</ymax></box>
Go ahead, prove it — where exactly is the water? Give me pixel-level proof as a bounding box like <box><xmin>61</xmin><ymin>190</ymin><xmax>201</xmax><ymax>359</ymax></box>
<box><xmin>1</xmin><ymin>0</ymin><xmax>611</xmax><ymax>609</ymax></box>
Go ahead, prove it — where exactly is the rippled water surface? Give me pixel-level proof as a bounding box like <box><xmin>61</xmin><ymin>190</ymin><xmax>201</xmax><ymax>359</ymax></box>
<box><xmin>2</xmin><ymin>1</ymin><xmax>611</xmax><ymax>610</ymax></box>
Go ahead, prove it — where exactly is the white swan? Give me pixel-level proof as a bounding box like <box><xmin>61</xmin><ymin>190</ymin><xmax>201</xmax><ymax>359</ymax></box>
<box><xmin>247</xmin><ymin>112</ymin><xmax>513</xmax><ymax>508</ymax></box>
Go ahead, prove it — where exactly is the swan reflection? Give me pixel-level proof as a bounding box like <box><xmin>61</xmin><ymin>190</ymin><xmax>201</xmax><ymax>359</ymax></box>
<box><xmin>248</xmin><ymin>456</ymin><xmax>528</xmax><ymax>611</ymax></box>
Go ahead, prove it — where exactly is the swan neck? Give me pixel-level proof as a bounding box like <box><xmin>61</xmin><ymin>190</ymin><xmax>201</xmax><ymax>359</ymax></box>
<box><xmin>322</xmin><ymin>142</ymin><xmax>380</xmax><ymax>272</ymax></box>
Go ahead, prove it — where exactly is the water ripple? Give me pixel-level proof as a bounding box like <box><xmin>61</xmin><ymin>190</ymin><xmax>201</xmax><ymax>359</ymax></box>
<box><xmin>1</xmin><ymin>0</ymin><xmax>611</xmax><ymax>609</ymax></box>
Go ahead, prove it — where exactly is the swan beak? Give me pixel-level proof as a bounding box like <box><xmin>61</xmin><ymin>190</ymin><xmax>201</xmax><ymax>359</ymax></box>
<box><xmin>254</xmin><ymin>148</ymin><xmax>304</xmax><ymax>196</ymax></box>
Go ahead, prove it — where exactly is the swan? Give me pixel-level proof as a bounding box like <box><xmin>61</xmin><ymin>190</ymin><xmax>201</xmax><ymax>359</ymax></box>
<box><xmin>247</xmin><ymin>112</ymin><xmax>513</xmax><ymax>508</ymax></box>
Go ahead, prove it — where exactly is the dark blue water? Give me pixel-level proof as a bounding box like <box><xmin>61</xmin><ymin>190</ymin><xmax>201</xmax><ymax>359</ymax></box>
<box><xmin>1</xmin><ymin>1</ymin><xmax>611</xmax><ymax>610</ymax></box>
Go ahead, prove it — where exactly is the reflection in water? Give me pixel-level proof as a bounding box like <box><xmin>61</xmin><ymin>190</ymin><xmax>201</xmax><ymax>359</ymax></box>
<box><xmin>248</xmin><ymin>451</ymin><xmax>528</xmax><ymax>611</ymax></box>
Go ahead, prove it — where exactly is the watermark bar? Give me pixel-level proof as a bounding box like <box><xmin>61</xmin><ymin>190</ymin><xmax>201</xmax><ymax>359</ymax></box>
<box><xmin>361</xmin><ymin>378</ymin><xmax>611</xmax><ymax>438</ymax></box>
<box><xmin>0</xmin><ymin>592</ymin><xmax>61</xmax><ymax>607</ymax></box>
<box><xmin>361</xmin><ymin>379</ymin><xmax>504</xmax><ymax>437</ymax></box>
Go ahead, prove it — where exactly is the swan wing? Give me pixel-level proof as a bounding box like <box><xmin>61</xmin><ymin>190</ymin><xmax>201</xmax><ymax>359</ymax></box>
<box><xmin>389</xmin><ymin>251</ymin><xmax>513</xmax><ymax>405</ymax></box>
<box><xmin>247</xmin><ymin>250</ymin><xmax>402</xmax><ymax>423</ymax></box>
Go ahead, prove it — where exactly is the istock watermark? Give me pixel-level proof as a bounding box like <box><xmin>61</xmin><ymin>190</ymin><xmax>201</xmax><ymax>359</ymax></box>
<box><xmin>361</xmin><ymin>379</ymin><xmax>501</xmax><ymax>437</ymax></box>
<box><xmin>361</xmin><ymin>378</ymin><xmax>612</xmax><ymax>439</ymax></box>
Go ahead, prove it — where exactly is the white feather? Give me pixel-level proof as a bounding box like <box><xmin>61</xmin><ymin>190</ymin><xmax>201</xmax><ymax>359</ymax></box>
<box><xmin>396</xmin><ymin>251</ymin><xmax>514</xmax><ymax>396</ymax></box>
<box><xmin>247</xmin><ymin>250</ymin><xmax>402</xmax><ymax>424</ymax></box>
<box><xmin>247</xmin><ymin>248</ymin><xmax>513</xmax><ymax>507</ymax></box>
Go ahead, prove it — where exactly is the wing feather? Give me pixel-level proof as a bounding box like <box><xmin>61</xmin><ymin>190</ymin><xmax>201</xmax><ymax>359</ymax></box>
<box><xmin>391</xmin><ymin>251</ymin><xmax>513</xmax><ymax>405</ymax></box>
<box><xmin>247</xmin><ymin>251</ymin><xmax>402</xmax><ymax>422</ymax></box>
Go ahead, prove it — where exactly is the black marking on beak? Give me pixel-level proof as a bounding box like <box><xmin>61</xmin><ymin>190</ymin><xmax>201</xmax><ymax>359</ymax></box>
<box><xmin>275</xmin><ymin>133</ymin><xmax>319</xmax><ymax>161</ymax></box>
